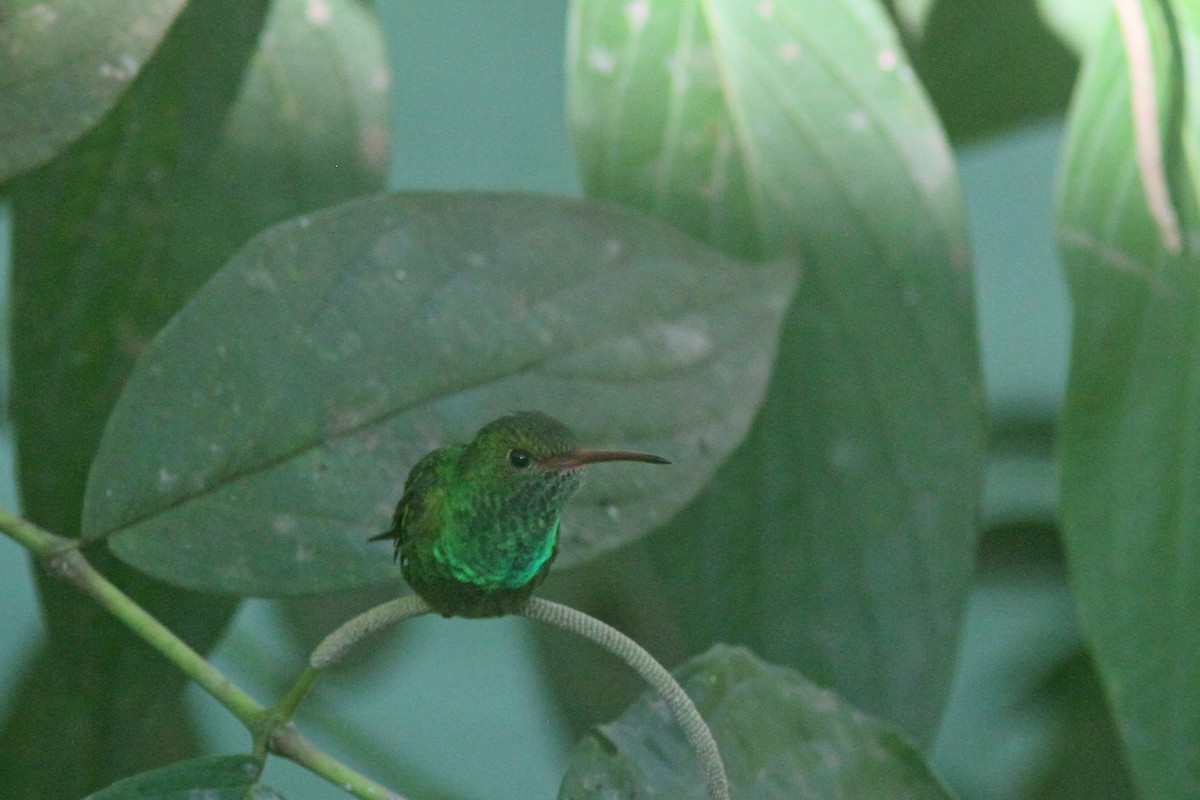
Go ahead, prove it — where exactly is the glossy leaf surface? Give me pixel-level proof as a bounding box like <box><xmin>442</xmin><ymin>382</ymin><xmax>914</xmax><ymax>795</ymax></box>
<box><xmin>1056</xmin><ymin>3</ymin><xmax>1200</xmax><ymax>798</ymax></box>
<box><xmin>560</xmin><ymin>645</ymin><xmax>953</xmax><ymax>799</ymax></box>
<box><xmin>84</xmin><ymin>192</ymin><xmax>796</xmax><ymax>596</ymax></box>
<box><xmin>565</xmin><ymin>0</ymin><xmax>982</xmax><ymax>741</ymax></box>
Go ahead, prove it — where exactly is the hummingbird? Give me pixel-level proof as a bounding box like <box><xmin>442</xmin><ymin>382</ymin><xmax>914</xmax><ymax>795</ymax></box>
<box><xmin>370</xmin><ymin>412</ymin><xmax>669</xmax><ymax>618</ymax></box>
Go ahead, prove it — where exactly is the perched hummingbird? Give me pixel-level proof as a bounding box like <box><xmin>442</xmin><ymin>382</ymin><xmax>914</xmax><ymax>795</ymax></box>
<box><xmin>370</xmin><ymin>412</ymin><xmax>669</xmax><ymax>618</ymax></box>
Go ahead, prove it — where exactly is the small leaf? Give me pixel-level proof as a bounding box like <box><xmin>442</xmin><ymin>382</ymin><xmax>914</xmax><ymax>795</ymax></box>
<box><xmin>1056</xmin><ymin>3</ymin><xmax>1200</xmax><ymax>799</ymax></box>
<box><xmin>83</xmin><ymin>755</ymin><xmax>281</xmax><ymax>800</ymax></box>
<box><xmin>82</xmin><ymin>192</ymin><xmax>797</xmax><ymax>596</ymax></box>
<box><xmin>560</xmin><ymin>644</ymin><xmax>953</xmax><ymax>800</ymax></box>
<box><xmin>0</xmin><ymin>0</ymin><xmax>186</xmax><ymax>183</ymax></box>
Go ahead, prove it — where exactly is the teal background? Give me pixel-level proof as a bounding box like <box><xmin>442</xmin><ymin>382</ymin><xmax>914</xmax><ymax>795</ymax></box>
<box><xmin>0</xmin><ymin>3</ymin><xmax>1075</xmax><ymax>798</ymax></box>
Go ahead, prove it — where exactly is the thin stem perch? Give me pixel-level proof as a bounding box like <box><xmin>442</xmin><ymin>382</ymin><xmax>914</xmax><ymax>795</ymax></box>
<box><xmin>522</xmin><ymin>598</ymin><xmax>730</xmax><ymax>800</ymax></box>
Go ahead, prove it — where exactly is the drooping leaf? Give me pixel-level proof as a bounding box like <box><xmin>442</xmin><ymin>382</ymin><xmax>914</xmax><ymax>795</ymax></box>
<box><xmin>82</xmin><ymin>191</ymin><xmax>797</xmax><ymax>596</ymax></box>
<box><xmin>1</xmin><ymin>0</ymin><xmax>390</xmax><ymax>794</ymax></box>
<box><xmin>564</xmin><ymin>0</ymin><xmax>982</xmax><ymax>742</ymax></box>
<box><xmin>83</xmin><ymin>755</ymin><xmax>281</xmax><ymax>800</ymax></box>
<box><xmin>1055</xmin><ymin>3</ymin><xmax>1200</xmax><ymax>799</ymax></box>
<box><xmin>560</xmin><ymin>644</ymin><xmax>954</xmax><ymax>800</ymax></box>
<box><xmin>0</xmin><ymin>0</ymin><xmax>185</xmax><ymax>184</ymax></box>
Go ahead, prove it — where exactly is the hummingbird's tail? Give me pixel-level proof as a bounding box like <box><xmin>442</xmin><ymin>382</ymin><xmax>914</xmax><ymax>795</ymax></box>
<box><xmin>368</xmin><ymin>526</ymin><xmax>404</xmax><ymax>564</ymax></box>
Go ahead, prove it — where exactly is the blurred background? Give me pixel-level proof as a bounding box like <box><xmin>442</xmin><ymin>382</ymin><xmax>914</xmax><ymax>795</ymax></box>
<box><xmin>0</xmin><ymin>1</ymin><xmax>1127</xmax><ymax>798</ymax></box>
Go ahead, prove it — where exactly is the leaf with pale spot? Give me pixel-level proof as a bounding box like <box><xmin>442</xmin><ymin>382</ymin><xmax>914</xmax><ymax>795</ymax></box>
<box><xmin>83</xmin><ymin>191</ymin><xmax>796</xmax><ymax>596</ymax></box>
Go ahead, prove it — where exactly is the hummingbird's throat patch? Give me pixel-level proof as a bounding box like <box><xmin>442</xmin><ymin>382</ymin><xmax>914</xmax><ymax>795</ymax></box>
<box><xmin>432</xmin><ymin>521</ymin><xmax>559</xmax><ymax>589</ymax></box>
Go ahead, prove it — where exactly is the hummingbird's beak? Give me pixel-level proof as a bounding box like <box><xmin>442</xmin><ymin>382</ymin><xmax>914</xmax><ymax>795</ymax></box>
<box><xmin>553</xmin><ymin>448</ymin><xmax>670</xmax><ymax>469</ymax></box>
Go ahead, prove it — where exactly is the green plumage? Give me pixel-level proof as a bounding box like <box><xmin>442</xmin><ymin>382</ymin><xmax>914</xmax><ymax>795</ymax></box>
<box><xmin>371</xmin><ymin>412</ymin><xmax>668</xmax><ymax>618</ymax></box>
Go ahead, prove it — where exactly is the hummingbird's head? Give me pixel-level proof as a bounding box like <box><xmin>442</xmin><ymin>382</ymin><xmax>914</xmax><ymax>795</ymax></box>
<box><xmin>469</xmin><ymin>411</ymin><xmax>582</xmax><ymax>473</ymax></box>
<box><xmin>456</xmin><ymin>412</ymin><xmax>672</xmax><ymax>537</ymax></box>
<box><xmin>466</xmin><ymin>411</ymin><xmax>669</xmax><ymax>472</ymax></box>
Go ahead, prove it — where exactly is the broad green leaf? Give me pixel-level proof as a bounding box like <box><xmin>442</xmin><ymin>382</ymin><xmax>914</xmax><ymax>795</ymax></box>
<box><xmin>2</xmin><ymin>0</ymin><xmax>389</xmax><ymax>794</ymax></box>
<box><xmin>560</xmin><ymin>644</ymin><xmax>954</xmax><ymax>800</ymax></box>
<box><xmin>1056</xmin><ymin>3</ymin><xmax>1200</xmax><ymax>799</ymax></box>
<box><xmin>565</xmin><ymin>0</ymin><xmax>982</xmax><ymax>741</ymax></box>
<box><xmin>84</xmin><ymin>755</ymin><xmax>281</xmax><ymax>800</ymax></box>
<box><xmin>0</xmin><ymin>0</ymin><xmax>185</xmax><ymax>184</ymax></box>
<box><xmin>82</xmin><ymin>192</ymin><xmax>797</xmax><ymax>596</ymax></box>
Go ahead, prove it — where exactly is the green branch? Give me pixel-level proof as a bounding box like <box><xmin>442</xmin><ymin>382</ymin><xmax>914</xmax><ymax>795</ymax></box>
<box><xmin>1</xmin><ymin>510</ymin><xmax>265</xmax><ymax>729</ymax></box>
<box><xmin>0</xmin><ymin>507</ymin><xmax>406</xmax><ymax>800</ymax></box>
<box><xmin>272</xmin><ymin>726</ymin><xmax>408</xmax><ymax>800</ymax></box>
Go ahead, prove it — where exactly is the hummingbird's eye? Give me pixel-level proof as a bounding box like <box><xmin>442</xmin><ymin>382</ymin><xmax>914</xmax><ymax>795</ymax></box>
<box><xmin>508</xmin><ymin>449</ymin><xmax>532</xmax><ymax>469</ymax></box>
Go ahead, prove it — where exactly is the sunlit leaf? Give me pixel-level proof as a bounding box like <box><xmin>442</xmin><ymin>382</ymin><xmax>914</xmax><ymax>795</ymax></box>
<box><xmin>1056</xmin><ymin>3</ymin><xmax>1200</xmax><ymax>799</ymax></box>
<box><xmin>83</xmin><ymin>192</ymin><xmax>797</xmax><ymax>596</ymax></box>
<box><xmin>1036</xmin><ymin>0</ymin><xmax>1110</xmax><ymax>56</ymax></box>
<box><xmin>564</xmin><ymin>0</ymin><xmax>982</xmax><ymax>742</ymax></box>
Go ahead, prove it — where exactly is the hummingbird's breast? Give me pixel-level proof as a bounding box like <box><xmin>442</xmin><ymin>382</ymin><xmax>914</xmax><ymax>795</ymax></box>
<box><xmin>435</xmin><ymin>471</ymin><xmax>580</xmax><ymax>590</ymax></box>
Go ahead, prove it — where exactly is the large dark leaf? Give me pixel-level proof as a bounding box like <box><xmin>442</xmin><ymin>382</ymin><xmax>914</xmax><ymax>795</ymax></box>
<box><xmin>84</xmin><ymin>755</ymin><xmax>280</xmax><ymax>800</ymax></box>
<box><xmin>1</xmin><ymin>1</ymin><xmax>389</xmax><ymax>795</ymax></box>
<box><xmin>82</xmin><ymin>192</ymin><xmax>797</xmax><ymax>596</ymax></box>
<box><xmin>0</xmin><ymin>0</ymin><xmax>185</xmax><ymax>183</ymax></box>
<box><xmin>1056</xmin><ymin>2</ymin><xmax>1200</xmax><ymax>798</ymax></box>
<box><xmin>560</xmin><ymin>645</ymin><xmax>953</xmax><ymax>799</ymax></box>
<box><xmin>2</xmin><ymin>5</ymin><xmax>268</xmax><ymax>794</ymax></box>
<box><xmin>564</xmin><ymin>0</ymin><xmax>982</xmax><ymax>742</ymax></box>
<box><xmin>901</xmin><ymin>0</ymin><xmax>1080</xmax><ymax>141</ymax></box>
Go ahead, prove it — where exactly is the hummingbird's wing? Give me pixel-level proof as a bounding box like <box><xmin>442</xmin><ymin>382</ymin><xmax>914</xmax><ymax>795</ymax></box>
<box><xmin>368</xmin><ymin>447</ymin><xmax>456</xmax><ymax>560</ymax></box>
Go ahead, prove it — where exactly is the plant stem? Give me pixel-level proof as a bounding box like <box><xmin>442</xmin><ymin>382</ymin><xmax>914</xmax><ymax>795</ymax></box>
<box><xmin>272</xmin><ymin>726</ymin><xmax>408</xmax><ymax>800</ymax></box>
<box><xmin>273</xmin><ymin>665</ymin><xmax>321</xmax><ymax>724</ymax></box>
<box><xmin>521</xmin><ymin>598</ymin><xmax>730</xmax><ymax>800</ymax></box>
<box><xmin>0</xmin><ymin>507</ymin><xmax>408</xmax><ymax>800</ymax></box>
<box><xmin>46</xmin><ymin>542</ymin><xmax>266</xmax><ymax>729</ymax></box>
<box><xmin>0</xmin><ymin>506</ymin><xmax>74</xmax><ymax>557</ymax></box>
